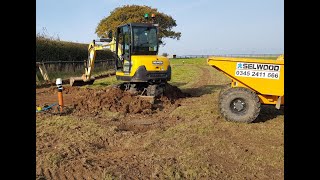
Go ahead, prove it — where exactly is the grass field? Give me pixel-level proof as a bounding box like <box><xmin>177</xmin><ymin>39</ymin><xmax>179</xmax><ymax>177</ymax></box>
<box><xmin>36</xmin><ymin>58</ymin><xmax>284</xmax><ymax>179</ymax></box>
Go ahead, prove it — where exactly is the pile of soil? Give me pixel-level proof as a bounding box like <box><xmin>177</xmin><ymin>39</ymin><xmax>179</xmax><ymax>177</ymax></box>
<box><xmin>36</xmin><ymin>84</ymin><xmax>189</xmax><ymax>118</ymax></box>
<box><xmin>72</xmin><ymin>87</ymin><xmax>153</xmax><ymax>116</ymax></box>
<box><xmin>71</xmin><ymin>84</ymin><xmax>189</xmax><ymax>117</ymax></box>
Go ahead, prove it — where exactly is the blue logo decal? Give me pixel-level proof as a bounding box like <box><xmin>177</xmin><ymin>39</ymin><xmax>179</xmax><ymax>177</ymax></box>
<box><xmin>237</xmin><ymin>63</ymin><xmax>243</xmax><ymax>69</ymax></box>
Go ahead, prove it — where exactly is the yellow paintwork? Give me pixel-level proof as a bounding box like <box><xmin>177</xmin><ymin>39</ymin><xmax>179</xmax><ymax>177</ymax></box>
<box><xmin>207</xmin><ymin>55</ymin><xmax>284</xmax><ymax>105</ymax></box>
<box><xmin>257</xmin><ymin>94</ymin><xmax>284</xmax><ymax>105</ymax></box>
<box><xmin>116</xmin><ymin>55</ymin><xmax>170</xmax><ymax>77</ymax></box>
<box><xmin>84</xmin><ymin>38</ymin><xmax>122</xmax><ymax>79</ymax></box>
<box><xmin>88</xmin><ymin>38</ymin><xmax>121</xmax><ymax>55</ymax></box>
<box><xmin>84</xmin><ymin>37</ymin><xmax>170</xmax><ymax>81</ymax></box>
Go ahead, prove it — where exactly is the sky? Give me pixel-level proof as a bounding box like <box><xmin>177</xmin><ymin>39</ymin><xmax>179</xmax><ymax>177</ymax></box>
<box><xmin>36</xmin><ymin>0</ymin><xmax>284</xmax><ymax>55</ymax></box>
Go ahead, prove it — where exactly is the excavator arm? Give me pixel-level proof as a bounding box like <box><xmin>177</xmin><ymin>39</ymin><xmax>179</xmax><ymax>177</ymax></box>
<box><xmin>70</xmin><ymin>37</ymin><xmax>122</xmax><ymax>86</ymax></box>
<box><xmin>84</xmin><ymin>38</ymin><xmax>115</xmax><ymax>81</ymax></box>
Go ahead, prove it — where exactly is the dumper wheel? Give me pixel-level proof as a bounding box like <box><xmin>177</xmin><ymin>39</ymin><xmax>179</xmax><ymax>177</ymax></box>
<box><xmin>218</xmin><ymin>83</ymin><xmax>232</xmax><ymax>97</ymax></box>
<box><xmin>219</xmin><ymin>87</ymin><xmax>260</xmax><ymax>123</ymax></box>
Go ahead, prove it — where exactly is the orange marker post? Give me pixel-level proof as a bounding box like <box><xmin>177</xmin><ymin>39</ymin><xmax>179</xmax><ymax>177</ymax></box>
<box><xmin>56</xmin><ymin>78</ymin><xmax>64</xmax><ymax>112</ymax></box>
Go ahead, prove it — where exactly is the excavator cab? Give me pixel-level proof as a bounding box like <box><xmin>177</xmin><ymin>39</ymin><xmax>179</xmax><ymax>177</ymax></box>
<box><xmin>112</xmin><ymin>23</ymin><xmax>171</xmax><ymax>96</ymax></box>
<box><xmin>114</xmin><ymin>23</ymin><xmax>159</xmax><ymax>74</ymax></box>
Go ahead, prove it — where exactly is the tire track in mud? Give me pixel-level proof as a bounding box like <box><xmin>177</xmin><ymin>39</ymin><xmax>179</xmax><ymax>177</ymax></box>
<box><xmin>39</xmin><ymin>164</ymin><xmax>101</xmax><ymax>180</ymax></box>
<box><xmin>192</xmin><ymin>66</ymin><xmax>213</xmax><ymax>87</ymax></box>
<box><xmin>183</xmin><ymin>66</ymin><xmax>214</xmax><ymax>97</ymax></box>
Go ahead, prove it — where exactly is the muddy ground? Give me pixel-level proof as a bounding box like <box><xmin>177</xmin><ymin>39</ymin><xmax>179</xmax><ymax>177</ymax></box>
<box><xmin>36</xmin><ymin>65</ymin><xmax>284</xmax><ymax>180</ymax></box>
<box><xmin>36</xmin><ymin>84</ymin><xmax>189</xmax><ymax>133</ymax></box>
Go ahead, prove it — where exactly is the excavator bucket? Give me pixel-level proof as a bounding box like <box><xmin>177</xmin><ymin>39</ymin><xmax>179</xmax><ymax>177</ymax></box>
<box><xmin>69</xmin><ymin>76</ymin><xmax>95</xmax><ymax>86</ymax></box>
<box><xmin>139</xmin><ymin>95</ymin><xmax>155</xmax><ymax>104</ymax></box>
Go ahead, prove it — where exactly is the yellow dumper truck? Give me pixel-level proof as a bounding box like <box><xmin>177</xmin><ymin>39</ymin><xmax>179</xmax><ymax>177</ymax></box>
<box><xmin>207</xmin><ymin>55</ymin><xmax>284</xmax><ymax>123</ymax></box>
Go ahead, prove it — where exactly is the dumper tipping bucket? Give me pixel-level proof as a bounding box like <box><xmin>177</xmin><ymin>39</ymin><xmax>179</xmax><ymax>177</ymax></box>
<box><xmin>70</xmin><ymin>76</ymin><xmax>95</xmax><ymax>86</ymax></box>
<box><xmin>206</xmin><ymin>55</ymin><xmax>284</xmax><ymax>123</ymax></box>
<box><xmin>207</xmin><ymin>56</ymin><xmax>284</xmax><ymax>96</ymax></box>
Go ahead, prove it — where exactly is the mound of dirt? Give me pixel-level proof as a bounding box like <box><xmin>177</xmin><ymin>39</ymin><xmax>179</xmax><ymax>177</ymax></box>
<box><xmin>70</xmin><ymin>84</ymin><xmax>189</xmax><ymax>117</ymax></box>
<box><xmin>71</xmin><ymin>87</ymin><xmax>153</xmax><ymax>116</ymax></box>
<box><xmin>36</xmin><ymin>83</ymin><xmax>189</xmax><ymax>117</ymax></box>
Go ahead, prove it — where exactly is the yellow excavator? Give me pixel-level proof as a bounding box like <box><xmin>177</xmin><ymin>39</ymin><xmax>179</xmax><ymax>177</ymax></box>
<box><xmin>70</xmin><ymin>15</ymin><xmax>171</xmax><ymax>97</ymax></box>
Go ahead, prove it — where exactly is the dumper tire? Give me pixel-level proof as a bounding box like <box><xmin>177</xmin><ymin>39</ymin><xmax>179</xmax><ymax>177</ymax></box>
<box><xmin>218</xmin><ymin>83</ymin><xmax>232</xmax><ymax>97</ymax></box>
<box><xmin>219</xmin><ymin>87</ymin><xmax>260</xmax><ymax>123</ymax></box>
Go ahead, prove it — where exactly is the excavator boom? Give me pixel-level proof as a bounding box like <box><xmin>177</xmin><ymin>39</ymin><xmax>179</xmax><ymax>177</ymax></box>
<box><xmin>70</xmin><ymin>38</ymin><xmax>121</xmax><ymax>86</ymax></box>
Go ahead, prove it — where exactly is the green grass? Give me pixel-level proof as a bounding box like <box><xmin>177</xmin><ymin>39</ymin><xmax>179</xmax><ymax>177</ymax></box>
<box><xmin>169</xmin><ymin>58</ymin><xmax>207</xmax><ymax>89</ymax></box>
<box><xmin>90</xmin><ymin>75</ymin><xmax>122</xmax><ymax>88</ymax></box>
<box><xmin>170</xmin><ymin>58</ymin><xmax>207</xmax><ymax>65</ymax></box>
<box><xmin>46</xmin><ymin>70</ymin><xmax>84</xmax><ymax>80</ymax></box>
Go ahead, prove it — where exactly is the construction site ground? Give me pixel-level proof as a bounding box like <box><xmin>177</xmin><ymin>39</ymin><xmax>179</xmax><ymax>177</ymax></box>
<box><xmin>36</xmin><ymin>58</ymin><xmax>284</xmax><ymax>179</ymax></box>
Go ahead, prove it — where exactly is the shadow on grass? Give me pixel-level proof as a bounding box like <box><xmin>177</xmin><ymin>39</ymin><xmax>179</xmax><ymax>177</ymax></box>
<box><xmin>253</xmin><ymin>105</ymin><xmax>284</xmax><ymax>123</ymax></box>
<box><xmin>183</xmin><ymin>84</ymin><xmax>229</xmax><ymax>97</ymax></box>
<box><xmin>169</xmin><ymin>82</ymin><xmax>188</xmax><ymax>87</ymax></box>
<box><xmin>94</xmin><ymin>82</ymin><xmax>110</xmax><ymax>86</ymax></box>
<box><xmin>93</xmin><ymin>80</ymin><xmax>119</xmax><ymax>87</ymax></box>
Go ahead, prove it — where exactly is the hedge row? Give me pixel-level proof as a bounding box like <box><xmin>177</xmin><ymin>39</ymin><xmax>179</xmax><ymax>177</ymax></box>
<box><xmin>36</xmin><ymin>37</ymin><xmax>114</xmax><ymax>62</ymax></box>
